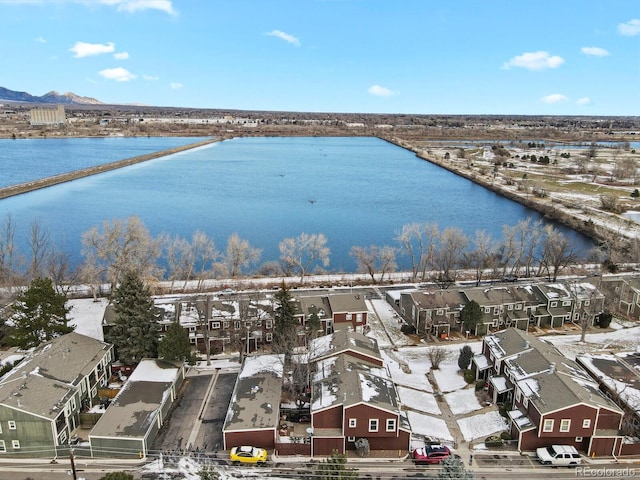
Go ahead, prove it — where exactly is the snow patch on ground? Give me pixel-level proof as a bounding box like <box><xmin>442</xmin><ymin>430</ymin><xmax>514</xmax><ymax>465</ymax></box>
<box><xmin>457</xmin><ymin>410</ymin><xmax>508</xmax><ymax>441</ymax></box>
<box><xmin>406</xmin><ymin>410</ymin><xmax>454</xmax><ymax>442</ymax></box>
<box><xmin>444</xmin><ymin>388</ymin><xmax>483</xmax><ymax>415</ymax></box>
<box><xmin>397</xmin><ymin>386</ymin><xmax>441</xmax><ymax>415</ymax></box>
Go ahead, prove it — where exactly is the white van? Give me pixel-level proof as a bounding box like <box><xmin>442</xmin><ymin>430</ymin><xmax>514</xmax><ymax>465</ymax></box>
<box><xmin>536</xmin><ymin>445</ymin><xmax>582</xmax><ymax>467</ymax></box>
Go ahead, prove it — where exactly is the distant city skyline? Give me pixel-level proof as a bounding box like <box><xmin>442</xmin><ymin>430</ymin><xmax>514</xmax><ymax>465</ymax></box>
<box><xmin>1</xmin><ymin>0</ymin><xmax>638</xmax><ymax>116</ymax></box>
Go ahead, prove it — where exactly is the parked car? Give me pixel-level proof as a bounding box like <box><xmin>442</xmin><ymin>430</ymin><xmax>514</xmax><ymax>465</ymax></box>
<box><xmin>536</xmin><ymin>445</ymin><xmax>581</xmax><ymax>467</ymax></box>
<box><xmin>229</xmin><ymin>446</ymin><xmax>268</xmax><ymax>465</ymax></box>
<box><xmin>501</xmin><ymin>274</ymin><xmax>518</xmax><ymax>282</ymax></box>
<box><xmin>412</xmin><ymin>444</ymin><xmax>451</xmax><ymax>465</ymax></box>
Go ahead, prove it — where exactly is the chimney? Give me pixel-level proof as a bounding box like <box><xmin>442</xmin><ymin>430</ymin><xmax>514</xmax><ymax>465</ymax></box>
<box><xmin>549</xmin><ymin>362</ymin><xmax>556</xmax><ymax>374</ymax></box>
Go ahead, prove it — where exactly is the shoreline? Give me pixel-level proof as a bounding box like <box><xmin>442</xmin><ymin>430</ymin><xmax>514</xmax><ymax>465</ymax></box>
<box><xmin>0</xmin><ymin>137</ymin><xmax>219</xmax><ymax>200</ymax></box>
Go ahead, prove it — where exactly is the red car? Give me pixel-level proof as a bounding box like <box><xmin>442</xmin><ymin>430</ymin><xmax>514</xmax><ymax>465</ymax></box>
<box><xmin>412</xmin><ymin>445</ymin><xmax>451</xmax><ymax>465</ymax></box>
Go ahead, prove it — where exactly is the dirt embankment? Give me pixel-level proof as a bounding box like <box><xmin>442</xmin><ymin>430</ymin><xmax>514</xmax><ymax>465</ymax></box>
<box><xmin>382</xmin><ymin>136</ymin><xmax>607</xmax><ymax>245</ymax></box>
<box><xmin>0</xmin><ymin>138</ymin><xmax>219</xmax><ymax>200</ymax></box>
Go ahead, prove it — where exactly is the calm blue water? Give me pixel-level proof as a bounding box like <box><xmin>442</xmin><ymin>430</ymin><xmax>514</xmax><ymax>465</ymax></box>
<box><xmin>0</xmin><ymin>136</ymin><xmax>594</xmax><ymax>273</ymax></box>
<box><xmin>0</xmin><ymin>136</ymin><xmax>208</xmax><ymax>188</ymax></box>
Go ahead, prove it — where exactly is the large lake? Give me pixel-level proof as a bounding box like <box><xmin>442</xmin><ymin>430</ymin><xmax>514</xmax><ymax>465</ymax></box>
<box><xmin>0</xmin><ymin>136</ymin><xmax>594</xmax><ymax>273</ymax></box>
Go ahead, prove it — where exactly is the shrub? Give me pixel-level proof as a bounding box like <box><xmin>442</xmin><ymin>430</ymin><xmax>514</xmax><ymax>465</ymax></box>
<box><xmin>475</xmin><ymin>379</ymin><xmax>486</xmax><ymax>391</ymax></box>
<box><xmin>463</xmin><ymin>369</ymin><xmax>475</xmax><ymax>384</ymax></box>
<box><xmin>500</xmin><ymin>431</ymin><xmax>511</xmax><ymax>441</ymax></box>
<box><xmin>400</xmin><ymin>324</ymin><xmax>416</xmax><ymax>335</ymax></box>
<box><xmin>484</xmin><ymin>435</ymin><xmax>503</xmax><ymax>448</ymax></box>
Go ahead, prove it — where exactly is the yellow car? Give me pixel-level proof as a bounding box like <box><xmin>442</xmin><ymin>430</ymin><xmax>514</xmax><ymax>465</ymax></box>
<box><xmin>229</xmin><ymin>445</ymin><xmax>268</xmax><ymax>465</ymax></box>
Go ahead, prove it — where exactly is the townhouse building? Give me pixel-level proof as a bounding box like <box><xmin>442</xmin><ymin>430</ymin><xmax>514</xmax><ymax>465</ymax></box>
<box><xmin>473</xmin><ymin>328</ymin><xmax>627</xmax><ymax>456</ymax></box>
<box><xmin>0</xmin><ymin>332</ymin><xmax>114</xmax><ymax>457</ymax></box>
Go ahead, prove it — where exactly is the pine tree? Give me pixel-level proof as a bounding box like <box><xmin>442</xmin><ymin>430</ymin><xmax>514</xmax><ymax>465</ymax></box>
<box><xmin>105</xmin><ymin>270</ymin><xmax>159</xmax><ymax>365</ymax></box>
<box><xmin>458</xmin><ymin>344</ymin><xmax>474</xmax><ymax>370</ymax></box>
<box><xmin>314</xmin><ymin>450</ymin><xmax>357</xmax><ymax>480</ymax></box>
<box><xmin>272</xmin><ymin>282</ymin><xmax>298</xmax><ymax>357</ymax></box>
<box><xmin>461</xmin><ymin>300</ymin><xmax>483</xmax><ymax>333</ymax></box>
<box><xmin>437</xmin><ymin>455</ymin><xmax>475</xmax><ymax>479</ymax></box>
<box><xmin>159</xmin><ymin>321</ymin><xmax>192</xmax><ymax>362</ymax></box>
<box><xmin>8</xmin><ymin>277</ymin><xmax>72</xmax><ymax>349</ymax></box>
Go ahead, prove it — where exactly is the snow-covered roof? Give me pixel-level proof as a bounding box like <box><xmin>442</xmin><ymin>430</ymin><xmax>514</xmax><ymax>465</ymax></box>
<box><xmin>223</xmin><ymin>354</ymin><xmax>285</xmax><ymax>434</ymax></box>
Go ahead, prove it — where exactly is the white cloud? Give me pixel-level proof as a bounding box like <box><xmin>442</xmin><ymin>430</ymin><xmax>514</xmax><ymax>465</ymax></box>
<box><xmin>577</xmin><ymin>97</ymin><xmax>591</xmax><ymax>105</ymax></box>
<box><xmin>541</xmin><ymin>94</ymin><xmax>568</xmax><ymax>104</ymax></box>
<box><xmin>70</xmin><ymin>41</ymin><xmax>115</xmax><ymax>58</ymax></box>
<box><xmin>502</xmin><ymin>51</ymin><xmax>565</xmax><ymax>71</ymax></box>
<box><xmin>34</xmin><ymin>36</ymin><xmax>46</xmax><ymax>43</ymax></box>
<box><xmin>99</xmin><ymin>0</ymin><xmax>176</xmax><ymax>15</ymax></box>
<box><xmin>266</xmin><ymin>30</ymin><xmax>301</xmax><ymax>47</ymax></box>
<box><xmin>99</xmin><ymin>67</ymin><xmax>136</xmax><ymax>82</ymax></box>
<box><xmin>581</xmin><ymin>46</ymin><xmax>610</xmax><ymax>57</ymax></box>
<box><xmin>618</xmin><ymin>19</ymin><xmax>640</xmax><ymax>36</ymax></box>
<box><xmin>170</xmin><ymin>82</ymin><xmax>183</xmax><ymax>89</ymax></box>
<box><xmin>113</xmin><ymin>51</ymin><xmax>129</xmax><ymax>60</ymax></box>
<box><xmin>143</xmin><ymin>74</ymin><xmax>159</xmax><ymax>81</ymax></box>
<box><xmin>368</xmin><ymin>85</ymin><xmax>395</xmax><ymax>97</ymax></box>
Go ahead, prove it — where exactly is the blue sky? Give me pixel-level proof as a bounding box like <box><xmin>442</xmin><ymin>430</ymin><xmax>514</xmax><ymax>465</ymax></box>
<box><xmin>1</xmin><ymin>0</ymin><xmax>638</xmax><ymax>115</ymax></box>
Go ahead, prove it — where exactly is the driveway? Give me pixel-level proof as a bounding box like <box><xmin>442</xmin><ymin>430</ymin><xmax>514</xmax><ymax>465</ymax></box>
<box><xmin>151</xmin><ymin>371</ymin><xmax>230</xmax><ymax>453</ymax></box>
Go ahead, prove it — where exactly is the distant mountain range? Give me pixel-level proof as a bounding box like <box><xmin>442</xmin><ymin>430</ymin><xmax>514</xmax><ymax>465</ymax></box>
<box><xmin>0</xmin><ymin>86</ymin><xmax>102</xmax><ymax>105</ymax></box>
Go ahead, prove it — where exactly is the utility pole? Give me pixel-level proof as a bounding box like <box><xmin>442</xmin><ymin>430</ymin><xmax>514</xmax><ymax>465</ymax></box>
<box><xmin>69</xmin><ymin>449</ymin><xmax>78</xmax><ymax>480</ymax></box>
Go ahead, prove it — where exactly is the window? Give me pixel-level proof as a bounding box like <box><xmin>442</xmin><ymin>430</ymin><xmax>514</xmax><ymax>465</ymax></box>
<box><xmin>386</xmin><ymin>419</ymin><xmax>396</xmax><ymax>432</ymax></box>
<box><xmin>560</xmin><ymin>419</ymin><xmax>571</xmax><ymax>432</ymax></box>
<box><xmin>348</xmin><ymin>418</ymin><xmax>357</xmax><ymax>428</ymax></box>
<box><xmin>11</xmin><ymin>440</ymin><xmax>20</xmax><ymax>449</ymax></box>
<box><xmin>508</xmin><ymin>304</ymin><xmax>513</xmax><ymax>310</ymax></box>
<box><xmin>485</xmin><ymin>307</ymin><xmax>490</xmax><ymax>314</ymax></box>
<box><xmin>189</xmin><ymin>326</ymin><xmax>196</xmax><ymax>332</ymax></box>
<box><xmin>257</xmin><ymin>320</ymin><xmax>263</xmax><ymax>327</ymax></box>
<box><xmin>515</xmin><ymin>388</ymin><xmax>521</xmax><ymax>403</ymax></box>
<box><xmin>516</xmin><ymin>304</ymin><xmax>522</xmax><ymax>310</ymax></box>
<box><xmin>59</xmin><ymin>431</ymin><xmax>67</xmax><ymax>444</ymax></box>
<box><xmin>437</xmin><ymin>309</ymin><xmax>443</xmax><ymax>316</ymax></box>
<box><xmin>563</xmin><ymin>301</ymin><xmax>571</xmax><ymax>307</ymax></box>
<box><xmin>347</xmin><ymin>436</ymin><xmax>356</xmax><ymax>442</ymax></box>
<box><xmin>212</xmin><ymin>322</ymin><xmax>220</xmax><ymax>329</ymax></box>
<box><xmin>8</xmin><ymin>421</ymin><xmax>16</xmax><ymax>430</ymax></box>
<box><xmin>234</xmin><ymin>321</ymin><xmax>241</xmax><ymax>329</ymax></box>
<box><xmin>550</xmin><ymin>301</ymin><xmax>557</xmax><ymax>308</ymax></box>
<box><xmin>223</xmin><ymin>321</ymin><xmax>230</xmax><ymax>328</ymax></box>
<box><xmin>585</xmin><ymin>300</ymin><xmax>590</xmax><ymax>306</ymax></box>
<box><xmin>493</xmin><ymin>307</ymin><xmax>499</xmax><ymax>315</ymax></box>
<box><xmin>189</xmin><ymin>338</ymin><xmax>196</xmax><ymax>344</ymax></box>
<box><xmin>346</xmin><ymin>313</ymin><xmax>352</xmax><ymax>320</ymax></box>
<box><xmin>266</xmin><ymin>320</ymin><xmax>273</xmax><ymax>329</ymax></box>
<box><xmin>543</xmin><ymin>419</ymin><xmax>554</xmax><ymax>432</ymax></box>
<box><xmin>575</xmin><ymin>437</ymin><xmax>583</xmax><ymax>442</ymax></box>
<box><xmin>0</xmin><ymin>440</ymin><xmax>5</xmax><ymax>453</ymax></box>
<box><xmin>265</xmin><ymin>333</ymin><xmax>272</xmax><ymax>342</ymax></box>
<box><xmin>356</xmin><ymin>313</ymin><xmax>362</xmax><ymax>323</ymax></box>
<box><xmin>582</xmin><ymin>419</ymin><xmax>591</xmax><ymax>428</ymax></box>
<box><xmin>368</xmin><ymin>419</ymin><xmax>378</xmax><ymax>432</ymax></box>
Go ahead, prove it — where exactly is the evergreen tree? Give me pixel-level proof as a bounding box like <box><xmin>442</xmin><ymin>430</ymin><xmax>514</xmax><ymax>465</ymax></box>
<box><xmin>271</xmin><ymin>282</ymin><xmax>298</xmax><ymax>357</ymax></box>
<box><xmin>437</xmin><ymin>455</ymin><xmax>475</xmax><ymax>479</ymax></box>
<box><xmin>461</xmin><ymin>300</ymin><xmax>483</xmax><ymax>333</ymax></box>
<box><xmin>105</xmin><ymin>270</ymin><xmax>159</xmax><ymax>365</ymax></box>
<box><xmin>158</xmin><ymin>321</ymin><xmax>193</xmax><ymax>362</ymax></box>
<box><xmin>315</xmin><ymin>449</ymin><xmax>358</xmax><ymax>480</ymax></box>
<box><xmin>458</xmin><ymin>344</ymin><xmax>474</xmax><ymax>370</ymax></box>
<box><xmin>8</xmin><ymin>277</ymin><xmax>72</xmax><ymax>349</ymax></box>
<box><xmin>305</xmin><ymin>311</ymin><xmax>322</xmax><ymax>343</ymax></box>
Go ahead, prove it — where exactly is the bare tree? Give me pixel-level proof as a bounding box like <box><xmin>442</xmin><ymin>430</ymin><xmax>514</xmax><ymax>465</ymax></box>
<box><xmin>433</xmin><ymin>227</ymin><xmax>469</xmax><ymax>285</ymax></box>
<box><xmin>46</xmin><ymin>247</ymin><xmax>78</xmax><ymax>294</ymax></box>
<box><xmin>0</xmin><ymin>214</ymin><xmax>23</xmax><ymax>286</ymax></box>
<box><xmin>27</xmin><ymin>218</ymin><xmax>51</xmax><ymax>281</ymax></box>
<box><xmin>279</xmin><ymin>232</ymin><xmax>330</xmax><ymax>282</ymax></box>
<box><xmin>350</xmin><ymin>245</ymin><xmax>397</xmax><ymax>283</ymax></box>
<box><xmin>80</xmin><ymin>216</ymin><xmax>162</xmax><ymax>292</ymax></box>
<box><xmin>395</xmin><ymin>222</ymin><xmax>438</xmax><ymax>282</ymax></box>
<box><xmin>222</xmin><ymin>233</ymin><xmax>262</xmax><ymax>278</ymax></box>
<box><xmin>182</xmin><ymin>230</ymin><xmax>219</xmax><ymax>292</ymax></box>
<box><xmin>427</xmin><ymin>347</ymin><xmax>448</xmax><ymax>370</ymax></box>
<box><xmin>538</xmin><ymin>226</ymin><xmax>580</xmax><ymax>281</ymax></box>
<box><xmin>192</xmin><ymin>296</ymin><xmax>213</xmax><ymax>366</ymax></box>
<box><xmin>462</xmin><ymin>230</ymin><xmax>496</xmax><ymax>286</ymax></box>
<box><xmin>161</xmin><ymin>233</ymin><xmax>191</xmax><ymax>293</ymax></box>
